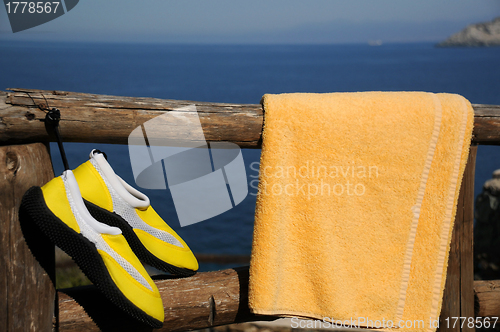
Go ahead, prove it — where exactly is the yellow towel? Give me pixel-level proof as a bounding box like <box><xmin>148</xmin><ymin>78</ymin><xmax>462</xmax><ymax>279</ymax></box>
<box><xmin>249</xmin><ymin>92</ymin><xmax>474</xmax><ymax>332</ymax></box>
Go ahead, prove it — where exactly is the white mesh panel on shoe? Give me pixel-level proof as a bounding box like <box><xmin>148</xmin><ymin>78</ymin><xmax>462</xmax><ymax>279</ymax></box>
<box><xmin>63</xmin><ymin>177</ymin><xmax>153</xmax><ymax>291</ymax></box>
<box><xmin>90</xmin><ymin>158</ymin><xmax>183</xmax><ymax>248</ymax></box>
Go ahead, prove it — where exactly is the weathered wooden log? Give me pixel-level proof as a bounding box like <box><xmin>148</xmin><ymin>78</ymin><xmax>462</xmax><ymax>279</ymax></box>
<box><xmin>474</xmin><ymin>280</ymin><xmax>500</xmax><ymax>318</ymax></box>
<box><xmin>439</xmin><ymin>146</ymin><xmax>477</xmax><ymax>332</ymax></box>
<box><xmin>58</xmin><ymin>267</ymin><xmax>272</xmax><ymax>332</ymax></box>
<box><xmin>0</xmin><ymin>143</ymin><xmax>55</xmax><ymax>331</ymax></box>
<box><xmin>471</xmin><ymin>104</ymin><xmax>500</xmax><ymax>145</ymax></box>
<box><xmin>0</xmin><ymin>89</ymin><xmax>263</xmax><ymax>147</ymax></box>
<box><xmin>2</xmin><ymin>89</ymin><xmax>500</xmax><ymax>146</ymax></box>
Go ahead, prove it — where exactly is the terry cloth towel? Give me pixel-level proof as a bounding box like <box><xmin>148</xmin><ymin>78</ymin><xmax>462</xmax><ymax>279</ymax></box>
<box><xmin>249</xmin><ymin>92</ymin><xmax>474</xmax><ymax>332</ymax></box>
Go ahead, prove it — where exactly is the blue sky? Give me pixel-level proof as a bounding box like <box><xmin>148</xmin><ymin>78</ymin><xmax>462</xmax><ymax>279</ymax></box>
<box><xmin>1</xmin><ymin>0</ymin><xmax>499</xmax><ymax>43</ymax></box>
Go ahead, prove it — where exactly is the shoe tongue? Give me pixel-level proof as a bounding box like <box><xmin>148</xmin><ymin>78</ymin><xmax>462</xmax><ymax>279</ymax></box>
<box><xmin>90</xmin><ymin>150</ymin><xmax>150</xmax><ymax>209</ymax></box>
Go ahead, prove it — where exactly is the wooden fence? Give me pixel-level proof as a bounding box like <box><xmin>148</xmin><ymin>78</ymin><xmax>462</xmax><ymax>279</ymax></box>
<box><xmin>1</xmin><ymin>88</ymin><xmax>500</xmax><ymax>332</ymax></box>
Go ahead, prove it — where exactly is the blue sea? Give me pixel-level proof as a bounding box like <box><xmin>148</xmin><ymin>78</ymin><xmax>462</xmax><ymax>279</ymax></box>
<box><xmin>1</xmin><ymin>41</ymin><xmax>499</xmax><ymax>271</ymax></box>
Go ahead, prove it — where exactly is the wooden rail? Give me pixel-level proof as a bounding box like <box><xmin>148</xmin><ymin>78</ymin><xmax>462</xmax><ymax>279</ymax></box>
<box><xmin>474</xmin><ymin>280</ymin><xmax>500</xmax><ymax>318</ymax></box>
<box><xmin>57</xmin><ymin>267</ymin><xmax>271</xmax><ymax>332</ymax></box>
<box><xmin>2</xmin><ymin>89</ymin><xmax>500</xmax><ymax>146</ymax></box>
<box><xmin>0</xmin><ymin>89</ymin><xmax>263</xmax><ymax>147</ymax></box>
<box><xmin>1</xmin><ymin>88</ymin><xmax>500</xmax><ymax>332</ymax></box>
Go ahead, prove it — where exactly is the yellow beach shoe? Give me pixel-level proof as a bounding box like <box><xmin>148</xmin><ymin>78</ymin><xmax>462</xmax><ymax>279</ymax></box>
<box><xmin>72</xmin><ymin>150</ymin><xmax>198</xmax><ymax>276</ymax></box>
<box><xmin>19</xmin><ymin>170</ymin><xmax>164</xmax><ymax>328</ymax></box>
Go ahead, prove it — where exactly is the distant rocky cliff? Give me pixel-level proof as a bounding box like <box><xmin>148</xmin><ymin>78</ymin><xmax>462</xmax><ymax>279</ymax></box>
<box><xmin>437</xmin><ymin>17</ymin><xmax>500</xmax><ymax>47</ymax></box>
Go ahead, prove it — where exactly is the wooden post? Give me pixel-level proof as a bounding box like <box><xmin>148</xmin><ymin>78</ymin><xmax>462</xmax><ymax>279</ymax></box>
<box><xmin>439</xmin><ymin>145</ymin><xmax>477</xmax><ymax>332</ymax></box>
<box><xmin>0</xmin><ymin>143</ymin><xmax>55</xmax><ymax>331</ymax></box>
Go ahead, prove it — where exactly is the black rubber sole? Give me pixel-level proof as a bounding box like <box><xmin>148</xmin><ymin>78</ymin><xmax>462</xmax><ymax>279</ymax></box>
<box><xmin>84</xmin><ymin>200</ymin><xmax>197</xmax><ymax>277</ymax></box>
<box><xmin>19</xmin><ymin>186</ymin><xmax>163</xmax><ymax>329</ymax></box>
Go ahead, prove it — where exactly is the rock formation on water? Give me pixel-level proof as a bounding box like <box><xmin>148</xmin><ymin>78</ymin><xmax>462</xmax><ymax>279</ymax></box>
<box><xmin>437</xmin><ymin>17</ymin><xmax>500</xmax><ymax>47</ymax></box>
